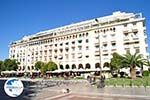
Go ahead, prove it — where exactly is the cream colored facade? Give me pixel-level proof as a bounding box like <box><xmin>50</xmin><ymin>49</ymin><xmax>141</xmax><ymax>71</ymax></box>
<box><xmin>9</xmin><ymin>11</ymin><xmax>149</xmax><ymax>72</ymax></box>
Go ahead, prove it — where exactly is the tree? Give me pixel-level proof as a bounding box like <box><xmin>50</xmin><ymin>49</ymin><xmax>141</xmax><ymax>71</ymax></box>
<box><xmin>34</xmin><ymin>61</ymin><xmax>45</xmax><ymax>70</ymax></box>
<box><xmin>46</xmin><ymin>61</ymin><xmax>57</xmax><ymax>71</ymax></box>
<box><xmin>40</xmin><ymin>64</ymin><xmax>47</xmax><ymax>74</ymax></box>
<box><xmin>110</xmin><ymin>53</ymin><xmax>124</xmax><ymax>71</ymax></box>
<box><xmin>34</xmin><ymin>61</ymin><xmax>57</xmax><ymax>75</ymax></box>
<box><xmin>0</xmin><ymin>61</ymin><xmax>4</xmax><ymax>72</ymax></box>
<box><xmin>143</xmin><ymin>60</ymin><xmax>150</xmax><ymax>71</ymax></box>
<box><xmin>121</xmin><ymin>53</ymin><xmax>144</xmax><ymax>79</ymax></box>
<box><xmin>3</xmin><ymin>59</ymin><xmax>19</xmax><ymax>71</ymax></box>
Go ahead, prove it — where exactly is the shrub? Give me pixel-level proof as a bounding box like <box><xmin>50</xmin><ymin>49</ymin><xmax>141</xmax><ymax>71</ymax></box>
<box><xmin>143</xmin><ymin>71</ymin><xmax>149</xmax><ymax>77</ymax></box>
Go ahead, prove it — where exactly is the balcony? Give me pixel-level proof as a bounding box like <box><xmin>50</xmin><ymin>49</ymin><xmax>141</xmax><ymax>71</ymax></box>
<box><xmin>103</xmin><ymin>50</ymin><xmax>108</xmax><ymax>52</ymax></box>
<box><xmin>123</xmin><ymin>29</ymin><xmax>129</xmax><ymax>34</ymax></box>
<box><xmin>132</xmin><ymin>29</ymin><xmax>138</xmax><ymax>33</ymax></box>
<box><xmin>95</xmin><ymin>43</ymin><xmax>99</xmax><ymax>45</ymax></box>
<box><xmin>95</xmin><ymin>51</ymin><xmax>100</xmax><ymax>55</ymax></box>
<box><xmin>78</xmin><ymin>53</ymin><xmax>82</xmax><ymax>58</ymax></box>
<box><xmin>71</xmin><ymin>44</ymin><xmax>75</xmax><ymax>47</ymax></box>
<box><xmin>132</xmin><ymin>44</ymin><xmax>140</xmax><ymax>48</ymax></box>
<box><xmin>102</xmin><ymin>47</ymin><xmax>108</xmax><ymax>51</ymax></box>
<box><xmin>58</xmin><ymin>55</ymin><xmax>63</xmax><ymax>60</ymax></box>
<box><xmin>123</xmin><ymin>37</ymin><xmax>130</xmax><ymax>41</ymax></box>
<box><xmin>133</xmin><ymin>36</ymin><xmax>139</xmax><ymax>40</ymax></box>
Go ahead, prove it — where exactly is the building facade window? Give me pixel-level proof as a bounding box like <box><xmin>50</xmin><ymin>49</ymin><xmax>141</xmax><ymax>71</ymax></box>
<box><xmin>135</xmin><ymin>47</ymin><xmax>140</xmax><ymax>53</ymax></box>
<box><xmin>111</xmin><ymin>42</ymin><xmax>116</xmax><ymax>47</ymax></box>
<box><xmin>86</xmin><ymin>46</ymin><xmax>89</xmax><ymax>50</ymax></box>
<box><xmin>125</xmin><ymin>48</ymin><xmax>130</xmax><ymax>54</ymax></box>
<box><xmin>86</xmin><ymin>39</ymin><xmax>89</xmax><ymax>43</ymax></box>
<box><xmin>78</xmin><ymin>40</ymin><xmax>82</xmax><ymax>43</ymax></box>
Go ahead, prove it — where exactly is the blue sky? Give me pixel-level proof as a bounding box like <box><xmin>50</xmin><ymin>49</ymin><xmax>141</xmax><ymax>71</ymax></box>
<box><xmin>0</xmin><ymin>0</ymin><xmax>149</xmax><ymax>60</ymax></box>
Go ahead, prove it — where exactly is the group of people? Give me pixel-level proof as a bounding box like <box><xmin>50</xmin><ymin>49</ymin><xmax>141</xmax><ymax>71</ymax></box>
<box><xmin>87</xmin><ymin>74</ymin><xmax>106</xmax><ymax>88</ymax></box>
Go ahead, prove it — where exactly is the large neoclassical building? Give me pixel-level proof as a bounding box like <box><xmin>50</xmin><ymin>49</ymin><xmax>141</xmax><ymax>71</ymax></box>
<box><xmin>9</xmin><ymin>11</ymin><xmax>149</xmax><ymax>72</ymax></box>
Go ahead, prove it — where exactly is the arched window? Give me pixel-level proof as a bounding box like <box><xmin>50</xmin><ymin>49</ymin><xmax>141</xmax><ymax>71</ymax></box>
<box><xmin>110</xmin><ymin>28</ymin><xmax>112</xmax><ymax>31</ymax></box>
<box><xmin>76</xmin><ymin>34</ymin><xmax>78</xmax><ymax>38</ymax></box>
<box><xmin>31</xmin><ymin>66</ymin><xmax>34</xmax><ymax>70</ymax></box>
<box><xmin>85</xmin><ymin>63</ymin><xmax>91</xmax><ymax>69</ymax></box>
<box><xmin>60</xmin><ymin>65</ymin><xmax>64</xmax><ymax>69</ymax></box>
<box><xmin>22</xmin><ymin>66</ymin><xmax>25</xmax><ymax>71</ymax></box>
<box><xmin>103</xmin><ymin>62</ymin><xmax>110</xmax><ymax>67</ymax></box>
<box><xmin>83</xmin><ymin>33</ymin><xmax>85</xmax><ymax>37</ymax></box>
<box><xmin>73</xmin><ymin>35</ymin><xmax>75</xmax><ymax>39</ymax></box>
<box><xmin>103</xmin><ymin>29</ymin><xmax>106</xmax><ymax>33</ymax></box>
<box><xmin>79</xmin><ymin>34</ymin><xmax>82</xmax><ymax>37</ymax></box>
<box><xmin>78</xmin><ymin>64</ymin><xmax>83</xmax><ymax>69</ymax></box>
<box><xmin>86</xmin><ymin>32</ymin><xmax>88</xmax><ymax>36</ymax></box>
<box><xmin>18</xmin><ymin>66</ymin><xmax>21</xmax><ymax>71</ymax></box>
<box><xmin>70</xmin><ymin>35</ymin><xmax>72</xmax><ymax>39</ymax></box>
<box><xmin>113</xmin><ymin>27</ymin><xmax>116</xmax><ymax>32</ymax></box>
<box><xmin>28</xmin><ymin>66</ymin><xmax>30</xmax><ymax>70</ymax></box>
<box><xmin>66</xmin><ymin>64</ymin><xmax>70</xmax><ymax>69</ymax></box>
<box><xmin>72</xmin><ymin>64</ymin><xmax>76</xmax><ymax>69</ymax></box>
<box><xmin>95</xmin><ymin>63</ymin><xmax>101</xmax><ymax>68</ymax></box>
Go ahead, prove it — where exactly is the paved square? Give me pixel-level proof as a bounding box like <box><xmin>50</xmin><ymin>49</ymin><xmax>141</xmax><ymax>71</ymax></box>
<box><xmin>48</xmin><ymin>93</ymin><xmax>149</xmax><ymax>100</ymax></box>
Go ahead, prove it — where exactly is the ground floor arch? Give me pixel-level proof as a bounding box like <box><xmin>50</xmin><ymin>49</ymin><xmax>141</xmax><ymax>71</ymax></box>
<box><xmin>78</xmin><ymin>64</ymin><xmax>83</xmax><ymax>69</ymax></box>
<box><xmin>60</xmin><ymin>65</ymin><xmax>64</xmax><ymax>69</ymax></box>
<box><xmin>66</xmin><ymin>64</ymin><xmax>70</xmax><ymax>69</ymax></box>
<box><xmin>95</xmin><ymin>63</ymin><xmax>101</xmax><ymax>69</ymax></box>
<box><xmin>72</xmin><ymin>64</ymin><xmax>76</xmax><ymax>69</ymax></box>
<box><xmin>103</xmin><ymin>62</ymin><xmax>110</xmax><ymax>67</ymax></box>
<box><xmin>85</xmin><ymin>63</ymin><xmax>91</xmax><ymax>69</ymax></box>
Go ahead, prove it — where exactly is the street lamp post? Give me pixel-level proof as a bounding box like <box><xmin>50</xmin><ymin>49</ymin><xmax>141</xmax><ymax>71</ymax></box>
<box><xmin>95</xmin><ymin>19</ymin><xmax>105</xmax><ymax>88</ymax></box>
<box><xmin>95</xmin><ymin>18</ymin><xmax>102</xmax><ymax>76</ymax></box>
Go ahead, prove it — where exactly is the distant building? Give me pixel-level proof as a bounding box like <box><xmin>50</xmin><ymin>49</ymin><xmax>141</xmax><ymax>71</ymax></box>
<box><xmin>9</xmin><ymin>11</ymin><xmax>149</xmax><ymax>72</ymax></box>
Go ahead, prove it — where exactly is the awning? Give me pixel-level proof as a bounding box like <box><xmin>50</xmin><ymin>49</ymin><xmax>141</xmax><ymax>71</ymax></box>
<box><xmin>102</xmin><ymin>67</ymin><xmax>110</xmax><ymax>71</ymax></box>
<box><xmin>17</xmin><ymin>70</ymin><xmax>25</xmax><ymax>73</ymax></box>
<box><xmin>1</xmin><ymin>70</ymin><xmax>17</xmax><ymax>74</ymax></box>
<box><xmin>31</xmin><ymin>70</ymin><xmax>40</xmax><ymax>73</ymax></box>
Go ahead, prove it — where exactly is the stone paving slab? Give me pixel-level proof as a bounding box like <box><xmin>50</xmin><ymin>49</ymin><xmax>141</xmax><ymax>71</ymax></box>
<box><xmin>44</xmin><ymin>93</ymin><xmax>150</xmax><ymax>100</ymax></box>
<box><xmin>31</xmin><ymin>80</ymin><xmax>150</xmax><ymax>100</ymax></box>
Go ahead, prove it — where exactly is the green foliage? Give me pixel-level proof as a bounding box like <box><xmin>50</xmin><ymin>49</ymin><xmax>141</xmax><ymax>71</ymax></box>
<box><xmin>110</xmin><ymin>52</ymin><xmax>124</xmax><ymax>71</ymax></box>
<box><xmin>143</xmin><ymin>71</ymin><xmax>149</xmax><ymax>76</ymax></box>
<box><xmin>3</xmin><ymin>59</ymin><xmax>19</xmax><ymax>71</ymax></box>
<box><xmin>122</xmin><ymin>53</ymin><xmax>144</xmax><ymax>68</ymax></box>
<box><xmin>40</xmin><ymin>63</ymin><xmax>47</xmax><ymax>74</ymax></box>
<box><xmin>143</xmin><ymin>60</ymin><xmax>150</xmax><ymax>71</ymax></box>
<box><xmin>144</xmin><ymin>60</ymin><xmax>150</xmax><ymax>66</ymax></box>
<box><xmin>133</xmin><ymin>78</ymin><xmax>143</xmax><ymax>88</ymax></box>
<box><xmin>122</xmin><ymin>53</ymin><xmax>144</xmax><ymax>79</ymax></box>
<box><xmin>35</xmin><ymin>61</ymin><xmax>45</xmax><ymax>70</ymax></box>
<box><xmin>106</xmin><ymin>77</ymin><xmax>150</xmax><ymax>87</ymax></box>
<box><xmin>34</xmin><ymin>61</ymin><xmax>57</xmax><ymax>74</ymax></box>
<box><xmin>46</xmin><ymin>61</ymin><xmax>57</xmax><ymax>71</ymax></box>
<box><xmin>129</xmin><ymin>80</ymin><xmax>133</xmax><ymax>87</ymax></box>
<box><xmin>0</xmin><ymin>61</ymin><xmax>4</xmax><ymax>71</ymax></box>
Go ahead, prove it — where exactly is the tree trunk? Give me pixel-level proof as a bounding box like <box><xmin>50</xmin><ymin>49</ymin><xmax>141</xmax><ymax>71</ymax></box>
<box><xmin>130</xmin><ymin>66</ymin><xmax>136</xmax><ymax>79</ymax></box>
